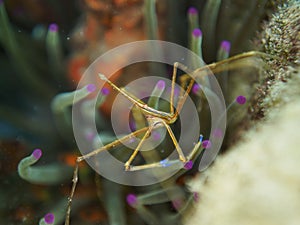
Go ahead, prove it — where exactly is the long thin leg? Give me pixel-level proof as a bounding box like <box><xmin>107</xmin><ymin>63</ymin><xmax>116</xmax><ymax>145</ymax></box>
<box><xmin>129</xmin><ymin>134</ymin><xmax>203</xmax><ymax>171</ymax></box>
<box><xmin>124</xmin><ymin>126</ymin><xmax>154</xmax><ymax>171</ymax></box>
<box><xmin>164</xmin><ymin>61</ymin><xmax>196</xmax><ymax>121</ymax></box>
<box><xmin>65</xmin><ymin>161</ymin><xmax>79</xmax><ymax>225</ymax></box>
<box><xmin>176</xmin><ymin>51</ymin><xmax>267</xmax><ymax>85</ymax></box>
<box><xmin>170</xmin><ymin>62</ymin><xmax>179</xmax><ymax>115</ymax></box>
<box><xmin>79</xmin><ymin>126</ymin><xmax>149</xmax><ymax>162</ymax></box>
<box><xmin>64</xmin><ymin>126</ymin><xmax>148</xmax><ymax>225</ymax></box>
<box><xmin>194</xmin><ymin>51</ymin><xmax>268</xmax><ymax>75</ymax></box>
<box><xmin>161</xmin><ymin>121</ymin><xmax>187</xmax><ymax>162</ymax></box>
<box><xmin>173</xmin><ymin>51</ymin><xmax>268</xmax><ymax>117</ymax></box>
<box><xmin>99</xmin><ymin>73</ymin><xmax>146</xmax><ymax>109</ymax></box>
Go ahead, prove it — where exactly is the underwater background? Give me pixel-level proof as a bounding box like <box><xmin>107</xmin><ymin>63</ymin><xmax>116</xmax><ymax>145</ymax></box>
<box><xmin>0</xmin><ymin>0</ymin><xmax>299</xmax><ymax>225</ymax></box>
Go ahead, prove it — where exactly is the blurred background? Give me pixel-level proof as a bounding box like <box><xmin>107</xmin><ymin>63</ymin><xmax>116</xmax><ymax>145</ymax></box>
<box><xmin>0</xmin><ymin>0</ymin><xmax>285</xmax><ymax>224</ymax></box>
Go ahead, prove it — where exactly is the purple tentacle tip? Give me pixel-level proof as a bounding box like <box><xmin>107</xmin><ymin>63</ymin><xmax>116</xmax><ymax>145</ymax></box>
<box><xmin>101</xmin><ymin>87</ymin><xmax>110</xmax><ymax>95</ymax></box>
<box><xmin>184</xmin><ymin>160</ymin><xmax>193</xmax><ymax>170</ymax></box>
<box><xmin>236</xmin><ymin>95</ymin><xmax>246</xmax><ymax>105</ymax></box>
<box><xmin>172</xmin><ymin>199</ymin><xmax>183</xmax><ymax>210</ymax></box>
<box><xmin>85</xmin><ymin>131</ymin><xmax>95</xmax><ymax>141</ymax></box>
<box><xmin>213</xmin><ymin>128</ymin><xmax>223</xmax><ymax>138</ymax></box>
<box><xmin>129</xmin><ymin>120</ymin><xmax>136</xmax><ymax>132</ymax></box>
<box><xmin>32</xmin><ymin>149</ymin><xmax>42</xmax><ymax>160</ymax></box>
<box><xmin>192</xmin><ymin>83</ymin><xmax>201</xmax><ymax>94</ymax></box>
<box><xmin>86</xmin><ymin>84</ymin><xmax>96</xmax><ymax>93</ymax></box>
<box><xmin>188</xmin><ymin>7</ymin><xmax>198</xmax><ymax>15</ymax></box>
<box><xmin>202</xmin><ymin>140</ymin><xmax>212</xmax><ymax>149</ymax></box>
<box><xmin>152</xmin><ymin>131</ymin><xmax>161</xmax><ymax>141</ymax></box>
<box><xmin>0</xmin><ymin>0</ymin><xmax>3</xmax><ymax>5</ymax></box>
<box><xmin>193</xmin><ymin>192</ymin><xmax>199</xmax><ymax>202</ymax></box>
<box><xmin>49</xmin><ymin>23</ymin><xmax>58</xmax><ymax>32</ymax></box>
<box><xmin>174</xmin><ymin>87</ymin><xmax>180</xmax><ymax>96</ymax></box>
<box><xmin>156</xmin><ymin>80</ymin><xmax>165</xmax><ymax>90</ymax></box>
<box><xmin>192</xmin><ymin>28</ymin><xmax>202</xmax><ymax>38</ymax></box>
<box><xmin>44</xmin><ymin>213</ymin><xmax>55</xmax><ymax>224</ymax></box>
<box><xmin>220</xmin><ymin>40</ymin><xmax>231</xmax><ymax>53</ymax></box>
<box><xmin>126</xmin><ymin>194</ymin><xmax>137</xmax><ymax>206</ymax></box>
<box><xmin>168</xmin><ymin>86</ymin><xmax>180</xmax><ymax>96</ymax></box>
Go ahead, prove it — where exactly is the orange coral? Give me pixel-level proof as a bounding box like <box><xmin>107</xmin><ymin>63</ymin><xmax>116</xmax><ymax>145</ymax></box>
<box><xmin>67</xmin><ymin>0</ymin><xmax>166</xmax><ymax>118</ymax></box>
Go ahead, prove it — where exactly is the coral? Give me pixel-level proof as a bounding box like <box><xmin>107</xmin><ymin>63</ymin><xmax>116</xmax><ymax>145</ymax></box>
<box><xmin>225</xmin><ymin>0</ymin><xmax>299</xmax><ymax>146</ymax></box>
<box><xmin>250</xmin><ymin>0</ymin><xmax>300</xmax><ymax>120</ymax></box>
<box><xmin>184</xmin><ymin>1</ymin><xmax>300</xmax><ymax>224</ymax></box>
<box><xmin>184</xmin><ymin>74</ymin><xmax>300</xmax><ymax>225</ymax></box>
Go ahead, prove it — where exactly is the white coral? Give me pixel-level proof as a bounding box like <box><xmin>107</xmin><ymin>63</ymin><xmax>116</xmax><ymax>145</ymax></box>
<box><xmin>184</xmin><ymin>73</ymin><xmax>300</xmax><ymax>225</ymax></box>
